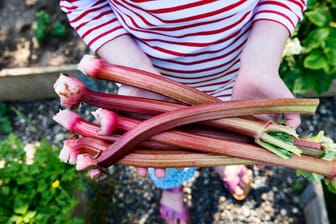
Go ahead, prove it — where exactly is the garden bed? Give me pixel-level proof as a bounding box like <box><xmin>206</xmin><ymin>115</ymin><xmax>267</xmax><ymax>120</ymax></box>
<box><xmin>1</xmin><ymin>0</ymin><xmax>334</xmax><ymax>223</ymax></box>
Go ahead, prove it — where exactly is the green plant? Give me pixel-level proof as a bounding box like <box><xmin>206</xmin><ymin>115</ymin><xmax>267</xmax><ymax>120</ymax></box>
<box><xmin>0</xmin><ymin>134</ymin><xmax>85</xmax><ymax>224</ymax></box>
<box><xmin>0</xmin><ymin>102</ymin><xmax>12</xmax><ymax>134</ymax></box>
<box><xmin>280</xmin><ymin>0</ymin><xmax>336</xmax><ymax>95</ymax></box>
<box><xmin>32</xmin><ymin>10</ymin><xmax>66</xmax><ymax>44</ymax></box>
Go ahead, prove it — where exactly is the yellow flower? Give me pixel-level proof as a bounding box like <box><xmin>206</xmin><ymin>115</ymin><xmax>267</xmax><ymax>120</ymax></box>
<box><xmin>51</xmin><ymin>180</ymin><xmax>60</xmax><ymax>189</ymax></box>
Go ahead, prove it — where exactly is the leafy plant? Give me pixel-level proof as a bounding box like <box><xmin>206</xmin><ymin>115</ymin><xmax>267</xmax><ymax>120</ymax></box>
<box><xmin>0</xmin><ymin>134</ymin><xmax>85</xmax><ymax>224</ymax></box>
<box><xmin>280</xmin><ymin>0</ymin><xmax>336</xmax><ymax>95</ymax></box>
<box><xmin>0</xmin><ymin>102</ymin><xmax>12</xmax><ymax>134</ymax></box>
<box><xmin>32</xmin><ymin>10</ymin><xmax>66</xmax><ymax>44</ymax></box>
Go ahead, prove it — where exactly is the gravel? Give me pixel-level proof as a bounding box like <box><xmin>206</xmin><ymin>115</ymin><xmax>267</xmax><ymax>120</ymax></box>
<box><xmin>4</xmin><ymin>94</ymin><xmax>335</xmax><ymax>224</ymax></box>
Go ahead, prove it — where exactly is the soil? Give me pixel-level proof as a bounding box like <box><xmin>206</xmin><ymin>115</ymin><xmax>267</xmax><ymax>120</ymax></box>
<box><xmin>0</xmin><ymin>0</ymin><xmax>89</xmax><ymax>69</ymax></box>
<box><xmin>1</xmin><ymin>1</ymin><xmax>334</xmax><ymax>223</ymax></box>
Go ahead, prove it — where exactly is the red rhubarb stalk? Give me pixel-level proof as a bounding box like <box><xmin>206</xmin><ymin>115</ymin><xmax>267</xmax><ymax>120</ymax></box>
<box><xmin>53</xmin><ymin>109</ymin><xmax>180</xmax><ymax>151</ymax></box>
<box><xmin>76</xmin><ymin>56</ymin><xmax>319</xmax><ymax>159</ymax></box>
<box><xmin>61</xmin><ymin>137</ymin><xmax>257</xmax><ymax>167</ymax></box>
<box><xmin>78</xmin><ymin>55</ymin><xmax>217</xmax><ymax>105</ymax></box>
<box><xmin>64</xmin><ymin>136</ymin><xmax>336</xmax><ymax>178</ymax></box>
<box><xmin>93</xmin><ymin>99</ymin><xmax>317</xmax><ymax>166</ymax></box>
<box><xmin>53</xmin><ymin>107</ymin><xmax>311</xmax><ymax>166</ymax></box>
<box><xmin>54</xmin><ymin>73</ymin><xmax>178</xmax><ymax>114</ymax></box>
<box><xmin>54</xmin><ymin>73</ymin><xmax>319</xmax><ymax>159</ymax></box>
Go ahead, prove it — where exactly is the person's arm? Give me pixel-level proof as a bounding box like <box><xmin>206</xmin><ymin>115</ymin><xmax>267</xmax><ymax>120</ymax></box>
<box><xmin>60</xmin><ymin>0</ymin><xmax>158</xmax><ymax>74</ymax></box>
<box><xmin>232</xmin><ymin>1</ymin><xmax>307</xmax><ymax>128</ymax></box>
<box><xmin>60</xmin><ymin>0</ymin><xmax>127</xmax><ymax>51</ymax></box>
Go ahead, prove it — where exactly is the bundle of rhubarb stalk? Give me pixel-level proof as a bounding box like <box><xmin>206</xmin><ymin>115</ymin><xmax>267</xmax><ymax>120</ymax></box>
<box><xmin>53</xmin><ymin>55</ymin><xmax>336</xmax><ymax>192</ymax></box>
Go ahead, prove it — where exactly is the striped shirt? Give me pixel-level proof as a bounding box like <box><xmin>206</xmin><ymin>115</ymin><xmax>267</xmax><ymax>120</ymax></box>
<box><xmin>60</xmin><ymin>0</ymin><xmax>306</xmax><ymax>101</ymax></box>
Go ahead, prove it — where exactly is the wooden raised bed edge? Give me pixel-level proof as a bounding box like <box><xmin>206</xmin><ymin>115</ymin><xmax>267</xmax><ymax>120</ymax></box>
<box><xmin>301</xmin><ymin>182</ymin><xmax>329</xmax><ymax>224</ymax></box>
<box><xmin>1</xmin><ymin>64</ymin><xmax>336</xmax><ymax>101</ymax></box>
<box><xmin>0</xmin><ymin>65</ymin><xmax>78</xmax><ymax>101</ymax></box>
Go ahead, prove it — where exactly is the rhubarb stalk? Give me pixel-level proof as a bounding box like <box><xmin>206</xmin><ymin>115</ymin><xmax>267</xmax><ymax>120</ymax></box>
<box><xmin>93</xmin><ymin>99</ymin><xmax>318</xmax><ymax>166</ymax></box>
<box><xmin>77</xmin><ymin>56</ymin><xmax>319</xmax><ymax>158</ymax></box>
<box><xmin>51</xmin><ymin>102</ymin><xmax>324</xmax><ymax>172</ymax></box>
<box><xmin>62</xmin><ymin>136</ymin><xmax>336</xmax><ymax>178</ymax></box>
<box><xmin>54</xmin><ymin>73</ymin><xmax>319</xmax><ymax>159</ymax></box>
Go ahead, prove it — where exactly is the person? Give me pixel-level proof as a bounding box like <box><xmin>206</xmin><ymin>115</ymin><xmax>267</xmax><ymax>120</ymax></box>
<box><xmin>60</xmin><ymin>1</ymin><xmax>306</xmax><ymax>223</ymax></box>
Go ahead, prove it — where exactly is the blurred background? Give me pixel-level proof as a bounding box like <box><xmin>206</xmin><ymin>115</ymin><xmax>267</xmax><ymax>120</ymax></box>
<box><xmin>0</xmin><ymin>0</ymin><xmax>335</xmax><ymax>223</ymax></box>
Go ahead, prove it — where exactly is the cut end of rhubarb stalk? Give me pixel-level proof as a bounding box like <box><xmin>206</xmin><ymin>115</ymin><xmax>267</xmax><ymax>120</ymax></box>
<box><xmin>78</xmin><ymin>55</ymin><xmax>103</xmax><ymax>78</ymax></box>
<box><xmin>53</xmin><ymin>109</ymin><xmax>82</xmax><ymax>132</ymax></box>
<box><xmin>62</xmin><ymin>139</ymin><xmax>79</xmax><ymax>164</ymax></box>
<box><xmin>299</xmin><ymin>131</ymin><xmax>336</xmax><ymax>161</ymax></box>
<box><xmin>59</xmin><ymin>141</ymin><xmax>71</xmax><ymax>163</ymax></box>
<box><xmin>91</xmin><ymin>108</ymin><xmax>119</xmax><ymax>136</ymax></box>
<box><xmin>76</xmin><ymin>154</ymin><xmax>96</xmax><ymax>171</ymax></box>
<box><xmin>54</xmin><ymin>74</ymin><xmax>84</xmax><ymax>107</ymax></box>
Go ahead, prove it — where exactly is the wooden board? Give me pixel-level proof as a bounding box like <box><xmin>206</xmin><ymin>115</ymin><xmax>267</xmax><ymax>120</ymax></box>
<box><xmin>301</xmin><ymin>182</ymin><xmax>329</xmax><ymax>224</ymax></box>
<box><xmin>0</xmin><ymin>65</ymin><xmax>78</xmax><ymax>101</ymax></box>
<box><xmin>1</xmin><ymin>65</ymin><xmax>335</xmax><ymax>101</ymax></box>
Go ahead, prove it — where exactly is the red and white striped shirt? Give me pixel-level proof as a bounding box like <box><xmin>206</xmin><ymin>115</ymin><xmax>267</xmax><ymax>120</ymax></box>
<box><xmin>60</xmin><ymin>0</ymin><xmax>306</xmax><ymax>101</ymax></box>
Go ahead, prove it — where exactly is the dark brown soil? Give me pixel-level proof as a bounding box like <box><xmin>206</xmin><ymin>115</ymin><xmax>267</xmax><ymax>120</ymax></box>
<box><xmin>0</xmin><ymin>0</ymin><xmax>89</xmax><ymax>69</ymax></box>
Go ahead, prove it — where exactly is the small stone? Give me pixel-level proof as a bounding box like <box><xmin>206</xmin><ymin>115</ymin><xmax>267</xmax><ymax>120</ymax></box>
<box><xmin>292</xmin><ymin>207</ymin><xmax>299</xmax><ymax>214</ymax></box>
<box><xmin>261</xmin><ymin>193</ymin><xmax>268</xmax><ymax>200</ymax></box>
<box><xmin>280</xmin><ymin>208</ymin><xmax>287</xmax><ymax>216</ymax></box>
<box><xmin>54</xmin><ymin>133</ymin><xmax>66</xmax><ymax>142</ymax></box>
<box><xmin>261</xmin><ymin>202</ymin><xmax>273</xmax><ymax>213</ymax></box>
<box><xmin>242</xmin><ymin>207</ymin><xmax>251</xmax><ymax>217</ymax></box>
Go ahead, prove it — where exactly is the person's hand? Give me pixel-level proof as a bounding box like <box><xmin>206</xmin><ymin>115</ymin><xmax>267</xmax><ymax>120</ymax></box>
<box><xmin>232</xmin><ymin>20</ymin><xmax>302</xmax><ymax>129</ymax></box>
<box><xmin>232</xmin><ymin>70</ymin><xmax>301</xmax><ymax>128</ymax></box>
<box><xmin>118</xmin><ymin>85</ymin><xmax>170</xmax><ymax>178</ymax></box>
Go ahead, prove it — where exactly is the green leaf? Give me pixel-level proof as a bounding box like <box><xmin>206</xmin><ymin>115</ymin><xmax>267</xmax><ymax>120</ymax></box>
<box><xmin>304</xmin><ymin>7</ymin><xmax>332</xmax><ymax>27</ymax></box>
<box><xmin>9</xmin><ymin>215</ymin><xmax>24</xmax><ymax>224</ymax></box>
<box><xmin>325</xmin><ymin>178</ymin><xmax>336</xmax><ymax>194</ymax></box>
<box><xmin>36</xmin><ymin>10</ymin><xmax>50</xmax><ymax>26</ymax></box>
<box><xmin>23</xmin><ymin>211</ymin><xmax>36</xmax><ymax>223</ymax></box>
<box><xmin>325</xmin><ymin>49</ymin><xmax>336</xmax><ymax>67</ymax></box>
<box><xmin>51</xmin><ymin>22</ymin><xmax>66</xmax><ymax>37</ymax></box>
<box><xmin>292</xmin><ymin>179</ymin><xmax>304</xmax><ymax>191</ymax></box>
<box><xmin>34</xmin><ymin>24</ymin><xmax>49</xmax><ymax>43</ymax></box>
<box><xmin>296</xmin><ymin>170</ymin><xmax>323</xmax><ymax>183</ymax></box>
<box><xmin>304</xmin><ymin>50</ymin><xmax>329</xmax><ymax>70</ymax></box>
<box><xmin>1</xmin><ymin>186</ymin><xmax>10</xmax><ymax>196</ymax></box>
<box><xmin>303</xmin><ymin>27</ymin><xmax>330</xmax><ymax>52</ymax></box>
<box><xmin>14</xmin><ymin>202</ymin><xmax>29</xmax><ymax>215</ymax></box>
<box><xmin>307</xmin><ymin>0</ymin><xmax>317</xmax><ymax>7</ymax></box>
<box><xmin>324</xmin><ymin>33</ymin><xmax>336</xmax><ymax>67</ymax></box>
<box><xmin>292</xmin><ymin>73</ymin><xmax>316</xmax><ymax>94</ymax></box>
<box><xmin>325</xmin><ymin>31</ymin><xmax>336</xmax><ymax>49</ymax></box>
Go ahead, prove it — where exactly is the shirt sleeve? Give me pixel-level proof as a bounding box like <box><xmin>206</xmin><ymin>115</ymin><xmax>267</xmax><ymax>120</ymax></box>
<box><xmin>253</xmin><ymin>0</ymin><xmax>307</xmax><ymax>36</ymax></box>
<box><xmin>60</xmin><ymin>0</ymin><xmax>128</xmax><ymax>52</ymax></box>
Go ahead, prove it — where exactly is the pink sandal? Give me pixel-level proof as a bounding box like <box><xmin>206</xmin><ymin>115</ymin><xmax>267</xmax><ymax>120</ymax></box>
<box><xmin>160</xmin><ymin>187</ymin><xmax>190</xmax><ymax>223</ymax></box>
<box><xmin>221</xmin><ymin>165</ymin><xmax>251</xmax><ymax>201</ymax></box>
